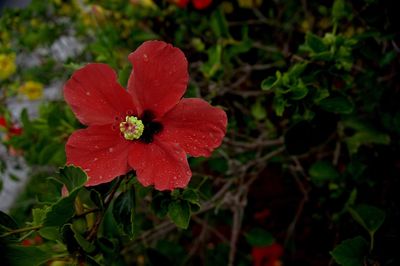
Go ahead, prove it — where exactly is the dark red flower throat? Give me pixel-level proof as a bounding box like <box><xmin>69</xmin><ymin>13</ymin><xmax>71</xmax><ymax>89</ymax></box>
<box><xmin>138</xmin><ymin>110</ymin><xmax>163</xmax><ymax>143</ymax></box>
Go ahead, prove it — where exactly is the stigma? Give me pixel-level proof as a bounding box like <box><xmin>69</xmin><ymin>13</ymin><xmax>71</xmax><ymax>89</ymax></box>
<box><xmin>119</xmin><ymin>116</ymin><xmax>144</xmax><ymax>140</ymax></box>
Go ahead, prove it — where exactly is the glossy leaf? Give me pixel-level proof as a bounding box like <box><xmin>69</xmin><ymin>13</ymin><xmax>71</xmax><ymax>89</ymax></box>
<box><xmin>309</xmin><ymin>161</ymin><xmax>340</xmax><ymax>184</ymax></box>
<box><xmin>112</xmin><ymin>188</ymin><xmax>136</xmax><ymax>237</ymax></box>
<box><xmin>306</xmin><ymin>33</ymin><xmax>328</xmax><ymax>53</ymax></box>
<box><xmin>168</xmin><ymin>200</ymin><xmax>191</xmax><ymax>229</ymax></box>
<box><xmin>38</xmin><ymin>226</ymin><xmax>60</xmax><ymax>241</ymax></box>
<box><xmin>32</xmin><ymin>207</ymin><xmax>49</xmax><ymax>226</ymax></box>
<box><xmin>290</xmin><ymin>79</ymin><xmax>308</xmax><ymax>100</ymax></box>
<box><xmin>70</xmin><ymin>224</ymin><xmax>95</xmax><ymax>253</ymax></box>
<box><xmin>319</xmin><ymin>96</ymin><xmax>354</xmax><ymax>114</ymax></box>
<box><xmin>348</xmin><ymin>204</ymin><xmax>386</xmax><ymax>235</ymax></box>
<box><xmin>330</xmin><ymin>236</ymin><xmax>368</xmax><ymax>266</ymax></box>
<box><xmin>57</xmin><ymin>165</ymin><xmax>88</xmax><ymax>193</ymax></box>
<box><xmin>1</xmin><ymin>245</ymin><xmax>53</xmax><ymax>266</ymax></box>
<box><xmin>251</xmin><ymin>100</ymin><xmax>267</xmax><ymax>120</ymax></box>
<box><xmin>43</xmin><ymin>189</ymin><xmax>80</xmax><ymax>227</ymax></box>
<box><xmin>182</xmin><ymin>189</ymin><xmax>200</xmax><ymax>205</ymax></box>
<box><xmin>0</xmin><ymin>211</ymin><xmax>18</xmax><ymax>234</ymax></box>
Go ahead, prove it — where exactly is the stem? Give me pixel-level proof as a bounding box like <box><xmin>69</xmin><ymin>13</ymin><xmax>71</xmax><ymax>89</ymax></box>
<box><xmin>0</xmin><ymin>225</ymin><xmax>43</xmax><ymax>238</ymax></box>
<box><xmin>370</xmin><ymin>232</ymin><xmax>374</xmax><ymax>252</ymax></box>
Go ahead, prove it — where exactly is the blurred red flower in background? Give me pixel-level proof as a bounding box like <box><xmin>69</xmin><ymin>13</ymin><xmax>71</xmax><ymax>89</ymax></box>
<box><xmin>64</xmin><ymin>41</ymin><xmax>227</xmax><ymax>190</ymax></box>
<box><xmin>0</xmin><ymin>116</ymin><xmax>23</xmax><ymax>155</ymax></box>
<box><xmin>252</xmin><ymin>243</ymin><xmax>284</xmax><ymax>266</ymax></box>
<box><xmin>0</xmin><ymin>116</ymin><xmax>22</xmax><ymax>136</ymax></box>
<box><xmin>173</xmin><ymin>0</ymin><xmax>212</xmax><ymax>10</ymax></box>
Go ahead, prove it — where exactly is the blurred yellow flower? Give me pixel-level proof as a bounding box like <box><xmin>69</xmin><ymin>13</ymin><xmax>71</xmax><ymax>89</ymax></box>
<box><xmin>130</xmin><ymin>0</ymin><xmax>157</xmax><ymax>9</ymax></box>
<box><xmin>221</xmin><ymin>2</ymin><xmax>234</xmax><ymax>13</ymax></box>
<box><xmin>19</xmin><ymin>81</ymin><xmax>44</xmax><ymax>100</ymax></box>
<box><xmin>238</xmin><ymin>0</ymin><xmax>262</xmax><ymax>9</ymax></box>
<box><xmin>79</xmin><ymin>4</ymin><xmax>108</xmax><ymax>27</ymax></box>
<box><xmin>0</xmin><ymin>53</ymin><xmax>17</xmax><ymax>80</ymax></box>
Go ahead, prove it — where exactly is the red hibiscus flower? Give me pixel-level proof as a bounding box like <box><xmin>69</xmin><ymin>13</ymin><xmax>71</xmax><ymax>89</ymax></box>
<box><xmin>64</xmin><ymin>41</ymin><xmax>227</xmax><ymax>190</ymax></box>
<box><xmin>173</xmin><ymin>0</ymin><xmax>212</xmax><ymax>10</ymax></box>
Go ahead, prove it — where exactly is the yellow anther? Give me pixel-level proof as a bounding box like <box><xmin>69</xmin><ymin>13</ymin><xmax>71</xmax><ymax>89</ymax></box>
<box><xmin>119</xmin><ymin>116</ymin><xmax>144</xmax><ymax>140</ymax></box>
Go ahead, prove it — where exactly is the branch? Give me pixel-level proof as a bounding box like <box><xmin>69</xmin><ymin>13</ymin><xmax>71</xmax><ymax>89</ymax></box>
<box><xmin>0</xmin><ymin>225</ymin><xmax>43</xmax><ymax>238</ymax></box>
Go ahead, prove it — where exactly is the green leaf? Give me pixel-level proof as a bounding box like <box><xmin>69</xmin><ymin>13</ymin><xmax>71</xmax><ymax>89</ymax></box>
<box><xmin>38</xmin><ymin>143</ymin><xmax>63</xmax><ymax>165</ymax></box>
<box><xmin>182</xmin><ymin>189</ymin><xmax>200</xmax><ymax>205</ymax></box>
<box><xmin>90</xmin><ymin>190</ymin><xmax>104</xmax><ymax>210</ymax></box>
<box><xmin>168</xmin><ymin>200</ymin><xmax>191</xmax><ymax>229</ymax></box>
<box><xmin>70</xmin><ymin>224</ymin><xmax>95</xmax><ymax>253</ymax></box>
<box><xmin>332</xmin><ymin>0</ymin><xmax>352</xmax><ymax>22</ymax></box>
<box><xmin>32</xmin><ymin>207</ymin><xmax>50</xmax><ymax>226</ymax></box>
<box><xmin>210</xmin><ymin>9</ymin><xmax>230</xmax><ymax>38</ymax></box>
<box><xmin>112</xmin><ymin>188</ymin><xmax>136</xmax><ymax>237</ymax></box>
<box><xmin>245</xmin><ymin>228</ymin><xmax>275</xmax><ymax>247</ymax></box>
<box><xmin>312</xmin><ymin>87</ymin><xmax>330</xmax><ymax>103</ymax></box>
<box><xmin>261</xmin><ymin>76</ymin><xmax>276</xmax><ymax>91</ymax></box>
<box><xmin>330</xmin><ymin>236</ymin><xmax>368</xmax><ymax>266</ymax></box>
<box><xmin>288</xmin><ymin>63</ymin><xmax>308</xmax><ymax>78</ymax></box>
<box><xmin>379</xmin><ymin>50</ymin><xmax>397</xmax><ymax>66</ymax></box>
<box><xmin>20</xmin><ymin>109</ymin><xmax>33</xmax><ymax>134</ymax></box>
<box><xmin>200</xmin><ymin>44</ymin><xmax>223</xmax><ymax>79</ymax></box>
<box><xmin>0</xmin><ymin>211</ymin><xmax>18</xmax><ymax>233</ymax></box>
<box><xmin>319</xmin><ymin>96</ymin><xmax>354</xmax><ymax>114</ymax></box>
<box><xmin>273</xmin><ymin>96</ymin><xmax>286</xmax><ymax>116</ymax></box>
<box><xmin>1</xmin><ymin>245</ymin><xmax>53</xmax><ymax>266</ymax></box>
<box><xmin>99</xmin><ymin>208</ymin><xmax>120</xmax><ymax>238</ymax></box>
<box><xmin>309</xmin><ymin>161</ymin><xmax>340</xmax><ymax>184</ymax></box>
<box><xmin>208</xmin><ymin>157</ymin><xmax>228</xmax><ymax>174</ymax></box>
<box><xmin>38</xmin><ymin>226</ymin><xmax>60</xmax><ymax>241</ymax></box>
<box><xmin>342</xmin><ymin>118</ymin><xmax>391</xmax><ymax>154</ymax></box>
<box><xmin>57</xmin><ymin>165</ymin><xmax>88</xmax><ymax>193</ymax></box>
<box><xmin>261</xmin><ymin>71</ymin><xmax>282</xmax><ymax>91</ymax></box>
<box><xmin>306</xmin><ymin>33</ymin><xmax>328</xmax><ymax>53</ymax></box>
<box><xmin>43</xmin><ymin>188</ymin><xmax>80</xmax><ymax>227</ymax></box>
<box><xmin>251</xmin><ymin>100</ymin><xmax>267</xmax><ymax>120</ymax></box>
<box><xmin>152</xmin><ymin>193</ymin><xmax>171</xmax><ymax>218</ymax></box>
<box><xmin>348</xmin><ymin>204</ymin><xmax>385</xmax><ymax>235</ymax></box>
<box><xmin>290</xmin><ymin>79</ymin><xmax>308</xmax><ymax>100</ymax></box>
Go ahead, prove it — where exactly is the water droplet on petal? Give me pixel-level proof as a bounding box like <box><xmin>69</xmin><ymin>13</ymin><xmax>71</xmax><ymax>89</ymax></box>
<box><xmin>109</xmin><ymin>147</ymin><xmax>114</xmax><ymax>153</ymax></box>
<box><xmin>86</xmin><ymin>91</ymin><xmax>91</xmax><ymax>96</ymax></box>
<box><xmin>93</xmin><ymin>157</ymin><xmax>98</xmax><ymax>161</ymax></box>
<box><xmin>143</xmin><ymin>54</ymin><xmax>149</xmax><ymax>62</ymax></box>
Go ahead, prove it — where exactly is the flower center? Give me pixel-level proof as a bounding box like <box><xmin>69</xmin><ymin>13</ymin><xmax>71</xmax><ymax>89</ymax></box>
<box><xmin>119</xmin><ymin>116</ymin><xmax>144</xmax><ymax>140</ymax></box>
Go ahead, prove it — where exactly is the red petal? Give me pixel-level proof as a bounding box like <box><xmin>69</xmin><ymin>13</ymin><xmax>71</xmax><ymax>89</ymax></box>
<box><xmin>127</xmin><ymin>41</ymin><xmax>188</xmax><ymax>118</ymax></box>
<box><xmin>192</xmin><ymin>0</ymin><xmax>212</xmax><ymax>9</ymax></box>
<box><xmin>64</xmin><ymin>63</ymin><xmax>135</xmax><ymax>126</ymax></box>
<box><xmin>158</xmin><ymin>98</ymin><xmax>227</xmax><ymax>157</ymax></box>
<box><xmin>66</xmin><ymin>125</ymin><xmax>132</xmax><ymax>186</ymax></box>
<box><xmin>128</xmin><ymin>139</ymin><xmax>191</xmax><ymax>190</ymax></box>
